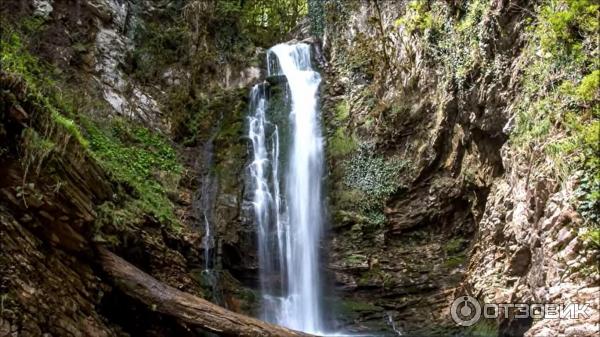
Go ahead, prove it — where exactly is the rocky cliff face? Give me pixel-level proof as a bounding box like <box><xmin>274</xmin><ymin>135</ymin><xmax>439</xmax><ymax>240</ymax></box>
<box><xmin>1</xmin><ymin>1</ymin><xmax>598</xmax><ymax>337</ymax></box>
<box><xmin>1</xmin><ymin>1</ymin><xmax>259</xmax><ymax>335</ymax></box>
<box><xmin>318</xmin><ymin>0</ymin><xmax>598</xmax><ymax>336</ymax></box>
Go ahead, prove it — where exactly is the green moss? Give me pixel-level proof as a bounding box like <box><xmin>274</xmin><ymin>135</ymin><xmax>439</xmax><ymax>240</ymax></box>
<box><xmin>509</xmin><ymin>1</ymin><xmax>599</xmax><ymax>221</ymax></box>
<box><xmin>444</xmin><ymin>238</ymin><xmax>468</xmax><ymax>269</ymax></box>
<box><xmin>51</xmin><ymin>112</ymin><xmax>89</xmax><ymax>148</ymax></box>
<box><xmin>2</xmin><ymin>23</ymin><xmax>187</xmax><ymax>232</ymax></box>
<box><xmin>329</xmin><ymin>128</ymin><xmax>357</xmax><ymax>157</ymax></box>
<box><xmin>444</xmin><ymin>238</ymin><xmax>467</xmax><ymax>255</ymax></box>
<box><xmin>334</xmin><ymin>100</ymin><xmax>350</xmax><ymax>122</ymax></box>
<box><xmin>444</xmin><ymin>254</ymin><xmax>466</xmax><ymax>269</ymax></box>
<box><xmin>344</xmin><ymin>253</ymin><xmax>367</xmax><ymax>265</ymax></box>
<box><xmin>576</xmin><ymin>70</ymin><xmax>600</xmax><ymax>102</ymax></box>
<box><xmin>336</xmin><ymin>298</ymin><xmax>381</xmax><ymax>317</ymax></box>
<box><xmin>1</xmin><ymin>25</ymin><xmax>91</xmax><ymax>152</ymax></box>
<box><xmin>581</xmin><ymin>227</ymin><xmax>600</xmax><ymax>249</ymax></box>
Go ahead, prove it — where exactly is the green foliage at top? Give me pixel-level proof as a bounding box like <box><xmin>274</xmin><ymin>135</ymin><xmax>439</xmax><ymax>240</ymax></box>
<box><xmin>135</xmin><ymin>0</ymin><xmax>308</xmax><ymax>140</ymax></box>
<box><xmin>329</xmin><ymin>128</ymin><xmax>357</xmax><ymax>157</ymax></box>
<box><xmin>432</xmin><ymin>0</ymin><xmax>491</xmax><ymax>88</ymax></box>
<box><xmin>392</xmin><ymin>0</ymin><xmax>492</xmax><ymax>89</ymax></box>
<box><xmin>235</xmin><ymin>0</ymin><xmax>307</xmax><ymax>44</ymax></box>
<box><xmin>83</xmin><ymin>117</ymin><xmax>183</xmax><ymax>226</ymax></box>
<box><xmin>183</xmin><ymin>0</ymin><xmax>307</xmax><ymax>52</ymax></box>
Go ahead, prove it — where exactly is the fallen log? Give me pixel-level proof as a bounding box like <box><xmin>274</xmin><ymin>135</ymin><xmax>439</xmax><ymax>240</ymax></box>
<box><xmin>98</xmin><ymin>247</ymin><xmax>318</xmax><ymax>337</ymax></box>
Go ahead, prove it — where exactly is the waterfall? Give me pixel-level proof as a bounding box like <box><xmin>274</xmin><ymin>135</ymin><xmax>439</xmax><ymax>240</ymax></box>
<box><xmin>248</xmin><ymin>43</ymin><xmax>325</xmax><ymax>334</ymax></box>
<box><xmin>198</xmin><ymin>117</ymin><xmax>220</xmax><ymax>304</ymax></box>
<box><xmin>248</xmin><ymin>82</ymin><xmax>281</xmax><ymax>323</ymax></box>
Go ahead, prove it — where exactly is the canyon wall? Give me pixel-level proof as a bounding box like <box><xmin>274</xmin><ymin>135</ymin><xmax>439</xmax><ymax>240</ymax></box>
<box><xmin>1</xmin><ymin>1</ymin><xmax>598</xmax><ymax>337</ymax></box>
<box><xmin>318</xmin><ymin>1</ymin><xmax>598</xmax><ymax>335</ymax></box>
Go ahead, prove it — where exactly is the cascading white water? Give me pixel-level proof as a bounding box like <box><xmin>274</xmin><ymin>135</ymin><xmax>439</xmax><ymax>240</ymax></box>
<box><xmin>248</xmin><ymin>82</ymin><xmax>281</xmax><ymax>323</ymax></box>
<box><xmin>248</xmin><ymin>43</ymin><xmax>324</xmax><ymax>334</ymax></box>
<box><xmin>273</xmin><ymin>43</ymin><xmax>324</xmax><ymax>333</ymax></box>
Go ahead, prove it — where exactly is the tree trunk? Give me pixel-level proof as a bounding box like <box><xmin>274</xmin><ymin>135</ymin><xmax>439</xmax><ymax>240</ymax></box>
<box><xmin>97</xmin><ymin>247</ymin><xmax>319</xmax><ymax>337</ymax></box>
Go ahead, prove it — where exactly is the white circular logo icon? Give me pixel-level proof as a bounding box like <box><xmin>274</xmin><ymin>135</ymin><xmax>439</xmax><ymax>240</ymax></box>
<box><xmin>451</xmin><ymin>295</ymin><xmax>481</xmax><ymax>326</ymax></box>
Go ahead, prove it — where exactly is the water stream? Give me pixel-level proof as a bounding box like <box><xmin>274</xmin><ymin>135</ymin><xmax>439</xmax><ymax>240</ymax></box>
<box><xmin>248</xmin><ymin>43</ymin><xmax>325</xmax><ymax>334</ymax></box>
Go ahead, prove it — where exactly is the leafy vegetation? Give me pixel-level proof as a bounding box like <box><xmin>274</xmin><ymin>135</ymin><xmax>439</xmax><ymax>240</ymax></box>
<box><xmin>308</xmin><ymin>0</ymin><xmax>325</xmax><ymax>36</ymax></box>
<box><xmin>343</xmin><ymin>143</ymin><xmax>408</xmax><ymax>210</ymax></box>
<box><xmin>83</xmin><ymin>117</ymin><xmax>183</xmax><ymax>227</ymax></box>
<box><xmin>510</xmin><ymin>0</ymin><xmax>599</xmax><ymax>226</ymax></box>
<box><xmin>2</xmin><ymin>24</ymin><xmax>184</xmax><ymax>231</ymax></box>
<box><xmin>394</xmin><ymin>1</ymin><xmax>441</xmax><ymax>35</ymax></box>
<box><xmin>1</xmin><ymin>24</ymin><xmax>91</xmax><ymax>180</ymax></box>
<box><xmin>581</xmin><ymin>227</ymin><xmax>600</xmax><ymax>249</ymax></box>
<box><xmin>129</xmin><ymin>0</ymin><xmax>310</xmax><ymax>141</ymax></box>
<box><xmin>131</xmin><ymin>22</ymin><xmax>188</xmax><ymax>84</ymax></box>
<box><xmin>0</xmin><ymin>30</ymin><xmax>85</xmax><ymax>132</ymax></box>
